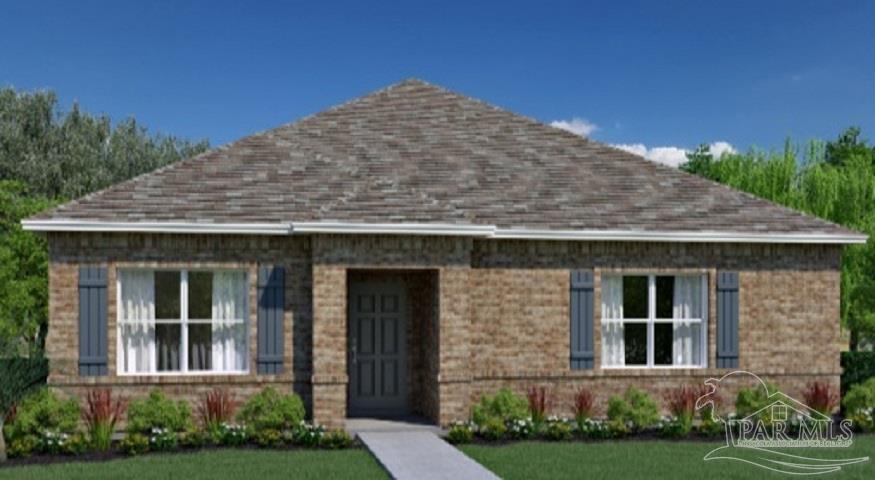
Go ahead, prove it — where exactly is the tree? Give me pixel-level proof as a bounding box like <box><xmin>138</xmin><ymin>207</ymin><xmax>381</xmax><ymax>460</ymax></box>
<box><xmin>680</xmin><ymin>129</ymin><xmax>875</xmax><ymax>349</ymax></box>
<box><xmin>0</xmin><ymin>182</ymin><xmax>54</xmax><ymax>356</ymax></box>
<box><xmin>0</xmin><ymin>87</ymin><xmax>210</xmax><ymax>354</ymax></box>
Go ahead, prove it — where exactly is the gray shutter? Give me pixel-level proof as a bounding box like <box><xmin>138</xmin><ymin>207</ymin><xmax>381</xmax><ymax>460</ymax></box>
<box><xmin>570</xmin><ymin>270</ymin><xmax>595</xmax><ymax>369</ymax></box>
<box><xmin>716</xmin><ymin>271</ymin><xmax>739</xmax><ymax>368</ymax></box>
<box><xmin>78</xmin><ymin>266</ymin><xmax>108</xmax><ymax>376</ymax></box>
<box><xmin>257</xmin><ymin>266</ymin><xmax>285</xmax><ymax>374</ymax></box>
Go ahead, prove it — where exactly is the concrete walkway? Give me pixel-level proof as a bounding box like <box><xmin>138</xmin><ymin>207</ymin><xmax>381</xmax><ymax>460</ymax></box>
<box><xmin>358</xmin><ymin>431</ymin><xmax>500</xmax><ymax>480</ymax></box>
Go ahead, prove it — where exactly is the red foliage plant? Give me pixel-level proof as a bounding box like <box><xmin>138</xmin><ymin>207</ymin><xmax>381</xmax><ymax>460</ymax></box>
<box><xmin>5</xmin><ymin>404</ymin><xmax>17</xmax><ymax>424</ymax></box>
<box><xmin>527</xmin><ymin>386</ymin><xmax>551</xmax><ymax>423</ymax></box>
<box><xmin>83</xmin><ymin>389</ymin><xmax>127</xmax><ymax>431</ymax></box>
<box><xmin>199</xmin><ymin>389</ymin><xmax>236</xmax><ymax>429</ymax></box>
<box><xmin>571</xmin><ymin>388</ymin><xmax>595</xmax><ymax>421</ymax></box>
<box><xmin>803</xmin><ymin>382</ymin><xmax>838</xmax><ymax>415</ymax></box>
<box><xmin>664</xmin><ymin>385</ymin><xmax>711</xmax><ymax>420</ymax></box>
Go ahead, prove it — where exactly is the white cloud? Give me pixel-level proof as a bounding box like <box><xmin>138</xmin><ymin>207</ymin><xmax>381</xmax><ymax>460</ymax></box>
<box><xmin>549</xmin><ymin>115</ymin><xmax>735</xmax><ymax>167</ymax></box>
<box><xmin>612</xmin><ymin>141</ymin><xmax>736</xmax><ymax>168</ymax></box>
<box><xmin>550</xmin><ymin>117</ymin><xmax>598</xmax><ymax>137</ymax></box>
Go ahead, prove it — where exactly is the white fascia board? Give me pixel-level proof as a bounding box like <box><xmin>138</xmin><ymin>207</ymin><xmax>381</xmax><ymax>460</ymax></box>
<box><xmin>290</xmin><ymin>221</ymin><xmax>495</xmax><ymax>237</ymax></box>
<box><xmin>491</xmin><ymin>228</ymin><xmax>869</xmax><ymax>244</ymax></box>
<box><xmin>21</xmin><ymin>219</ymin><xmax>868</xmax><ymax>244</ymax></box>
<box><xmin>20</xmin><ymin>220</ymin><xmax>292</xmax><ymax>235</ymax></box>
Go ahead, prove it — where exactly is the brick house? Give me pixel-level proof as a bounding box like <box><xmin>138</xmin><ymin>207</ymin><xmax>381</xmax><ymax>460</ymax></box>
<box><xmin>23</xmin><ymin>79</ymin><xmax>866</xmax><ymax>428</ymax></box>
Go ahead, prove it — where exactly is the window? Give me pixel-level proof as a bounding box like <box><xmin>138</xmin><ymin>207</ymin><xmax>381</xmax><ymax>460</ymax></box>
<box><xmin>601</xmin><ymin>274</ymin><xmax>707</xmax><ymax>368</ymax></box>
<box><xmin>118</xmin><ymin>269</ymin><xmax>248</xmax><ymax>374</ymax></box>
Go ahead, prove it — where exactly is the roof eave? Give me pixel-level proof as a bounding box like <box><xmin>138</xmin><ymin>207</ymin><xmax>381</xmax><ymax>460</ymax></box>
<box><xmin>20</xmin><ymin>219</ymin><xmax>869</xmax><ymax>244</ymax></box>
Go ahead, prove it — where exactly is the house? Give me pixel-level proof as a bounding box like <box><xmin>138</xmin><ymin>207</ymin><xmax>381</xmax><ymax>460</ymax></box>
<box><xmin>22</xmin><ymin>79</ymin><xmax>867</xmax><ymax>428</ymax></box>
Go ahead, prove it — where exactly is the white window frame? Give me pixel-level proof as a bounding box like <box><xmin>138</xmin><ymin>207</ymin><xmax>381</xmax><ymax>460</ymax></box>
<box><xmin>601</xmin><ymin>274</ymin><xmax>708</xmax><ymax>369</ymax></box>
<box><xmin>116</xmin><ymin>268</ymin><xmax>250</xmax><ymax>376</ymax></box>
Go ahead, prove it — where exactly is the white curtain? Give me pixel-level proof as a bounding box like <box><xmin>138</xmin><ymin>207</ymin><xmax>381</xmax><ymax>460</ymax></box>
<box><xmin>673</xmin><ymin>276</ymin><xmax>702</xmax><ymax>366</ymax></box>
<box><xmin>212</xmin><ymin>271</ymin><xmax>248</xmax><ymax>371</ymax></box>
<box><xmin>119</xmin><ymin>270</ymin><xmax>155</xmax><ymax>373</ymax></box>
<box><xmin>601</xmin><ymin>275</ymin><xmax>625</xmax><ymax>366</ymax></box>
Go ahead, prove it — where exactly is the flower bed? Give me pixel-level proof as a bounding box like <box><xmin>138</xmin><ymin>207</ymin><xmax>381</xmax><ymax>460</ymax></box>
<box><xmin>1</xmin><ymin>387</ymin><xmax>354</xmax><ymax>467</ymax></box>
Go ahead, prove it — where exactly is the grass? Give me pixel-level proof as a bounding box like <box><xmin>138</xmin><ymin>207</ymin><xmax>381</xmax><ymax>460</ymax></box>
<box><xmin>0</xmin><ymin>448</ymin><xmax>388</xmax><ymax>480</ymax></box>
<box><xmin>460</xmin><ymin>435</ymin><xmax>875</xmax><ymax>480</ymax></box>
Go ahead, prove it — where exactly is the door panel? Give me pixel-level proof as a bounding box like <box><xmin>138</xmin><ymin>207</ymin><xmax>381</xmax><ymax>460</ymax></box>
<box><xmin>348</xmin><ymin>280</ymin><xmax>408</xmax><ymax>416</ymax></box>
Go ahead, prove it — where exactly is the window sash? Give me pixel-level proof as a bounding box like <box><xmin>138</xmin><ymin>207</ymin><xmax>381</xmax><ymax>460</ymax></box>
<box><xmin>117</xmin><ymin>269</ymin><xmax>248</xmax><ymax>375</ymax></box>
<box><xmin>601</xmin><ymin>274</ymin><xmax>707</xmax><ymax>368</ymax></box>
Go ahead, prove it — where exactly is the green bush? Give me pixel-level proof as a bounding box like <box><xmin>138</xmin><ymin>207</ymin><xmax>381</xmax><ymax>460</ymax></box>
<box><xmin>659</xmin><ymin>416</ymin><xmax>693</xmax><ymax>438</ymax></box>
<box><xmin>478</xmin><ymin>417</ymin><xmax>507</xmax><ymax>441</ymax></box>
<box><xmin>735</xmin><ymin>381</ymin><xmax>779</xmax><ymax>423</ymax></box>
<box><xmin>217</xmin><ymin>423</ymin><xmax>249</xmax><ymax>446</ymax></box>
<box><xmin>237</xmin><ymin>387</ymin><xmax>305</xmax><ymax>432</ymax></box>
<box><xmin>575</xmin><ymin>418</ymin><xmax>612</xmax><ymax>439</ymax></box>
<box><xmin>320</xmin><ymin>430</ymin><xmax>352</xmax><ymax>449</ymax></box>
<box><xmin>292</xmin><ymin>422</ymin><xmax>325</xmax><ymax>447</ymax></box>
<box><xmin>126</xmin><ymin>390</ymin><xmax>191</xmax><ymax>434</ymax></box>
<box><xmin>699</xmin><ymin>415</ymin><xmax>725</xmax><ymax>437</ymax></box>
<box><xmin>843</xmin><ymin>377</ymin><xmax>875</xmax><ymax>432</ymax></box>
<box><xmin>471</xmin><ymin>388</ymin><xmax>528</xmax><ymax>426</ymax></box>
<box><xmin>119</xmin><ymin>433</ymin><xmax>149</xmax><ymax>456</ymax></box>
<box><xmin>5</xmin><ymin>388</ymin><xmax>80</xmax><ymax>441</ymax></box>
<box><xmin>8</xmin><ymin>435</ymin><xmax>38</xmax><ymax>458</ymax></box>
<box><xmin>841</xmin><ymin>351</ymin><xmax>875</xmax><ymax>395</ymax></box>
<box><xmin>447</xmin><ymin>422</ymin><xmax>474</xmax><ymax>444</ymax></box>
<box><xmin>542</xmin><ymin>419</ymin><xmax>572</xmax><ymax>441</ymax></box>
<box><xmin>606</xmin><ymin>387</ymin><xmax>659</xmax><ymax>431</ymax></box>
<box><xmin>255</xmin><ymin>428</ymin><xmax>283</xmax><ymax>448</ymax></box>
<box><xmin>179</xmin><ymin>428</ymin><xmax>208</xmax><ymax>448</ymax></box>
<box><xmin>147</xmin><ymin>428</ymin><xmax>178</xmax><ymax>451</ymax></box>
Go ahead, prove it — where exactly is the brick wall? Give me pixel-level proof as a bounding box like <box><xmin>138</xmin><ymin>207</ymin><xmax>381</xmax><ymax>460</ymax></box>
<box><xmin>45</xmin><ymin>233</ymin><xmax>843</xmax><ymax>428</ymax></box>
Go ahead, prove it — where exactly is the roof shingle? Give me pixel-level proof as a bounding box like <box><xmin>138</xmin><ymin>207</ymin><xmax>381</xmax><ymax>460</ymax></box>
<box><xmin>29</xmin><ymin>79</ymin><xmax>863</xmax><ymax>240</ymax></box>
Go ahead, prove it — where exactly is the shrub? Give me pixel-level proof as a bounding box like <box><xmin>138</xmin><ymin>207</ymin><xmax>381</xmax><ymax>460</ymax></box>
<box><xmin>658</xmin><ymin>415</ymin><xmax>692</xmax><ymax>438</ymax></box>
<box><xmin>237</xmin><ymin>387</ymin><xmax>305</xmax><ymax>432</ymax></box>
<box><xmin>5</xmin><ymin>389</ymin><xmax>80</xmax><ymax>441</ymax></box>
<box><xmin>179</xmin><ymin>428</ymin><xmax>208</xmax><ymax>449</ymax></box>
<box><xmin>320</xmin><ymin>430</ymin><xmax>352</xmax><ymax>449</ymax></box>
<box><xmin>542</xmin><ymin>418</ymin><xmax>572</xmax><ymax>441</ymax></box>
<box><xmin>127</xmin><ymin>390</ymin><xmax>191</xmax><ymax>434</ymax></box>
<box><xmin>198</xmin><ymin>389</ymin><xmax>235</xmax><ymax>436</ymax></box>
<box><xmin>471</xmin><ymin>388</ymin><xmax>528</xmax><ymax>426</ymax></box>
<box><xmin>571</xmin><ymin>388</ymin><xmax>595</xmax><ymax>425</ymax></box>
<box><xmin>120</xmin><ymin>433</ymin><xmax>149</xmax><ymax>456</ymax></box>
<box><xmin>8</xmin><ymin>435</ymin><xmax>37</xmax><ymax>458</ymax></box>
<box><xmin>841</xmin><ymin>351</ymin><xmax>875</xmax><ymax>395</ymax></box>
<box><xmin>478</xmin><ymin>417</ymin><xmax>507</xmax><ymax>441</ymax></box>
<box><xmin>607</xmin><ymin>387</ymin><xmax>659</xmax><ymax>431</ymax></box>
<box><xmin>843</xmin><ymin>377</ymin><xmax>875</xmax><ymax>432</ymax></box>
<box><xmin>507</xmin><ymin>417</ymin><xmax>536</xmax><ymax>439</ymax></box>
<box><xmin>803</xmin><ymin>382</ymin><xmax>838</xmax><ymax>415</ymax></box>
<box><xmin>447</xmin><ymin>421</ymin><xmax>474</xmax><ymax>444</ymax></box>
<box><xmin>217</xmin><ymin>423</ymin><xmax>249</xmax><ymax>446</ymax></box>
<box><xmin>255</xmin><ymin>428</ymin><xmax>283</xmax><ymax>448</ymax></box>
<box><xmin>526</xmin><ymin>387</ymin><xmax>551</xmax><ymax>425</ymax></box>
<box><xmin>292</xmin><ymin>422</ymin><xmax>325</xmax><ymax>447</ymax></box>
<box><xmin>148</xmin><ymin>427</ymin><xmax>178</xmax><ymax>451</ymax></box>
<box><xmin>575</xmin><ymin>418</ymin><xmax>611</xmax><ymax>439</ymax></box>
<box><xmin>38</xmin><ymin>430</ymin><xmax>71</xmax><ymax>455</ymax></box>
<box><xmin>699</xmin><ymin>415</ymin><xmax>725</xmax><ymax>437</ymax></box>
<box><xmin>606</xmin><ymin>419</ymin><xmax>629</xmax><ymax>437</ymax></box>
<box><xmin>0</xmin><ymin>356</ymin><xmax>49</xmax><ymax>461</ymax></box>
<box><xmin>735</xmin><ymin>381</ymin><xmax>779</xmax><ymax>422</ymax></box>
<box><xmin>83</xmin><ymin>389</ymin><xmax>126</xmax><ymax>451</ymax></box>
<box><xmin>664</xmin><ymin>385</ymin><xmax>700</xmax><ymax>424</ymax></box>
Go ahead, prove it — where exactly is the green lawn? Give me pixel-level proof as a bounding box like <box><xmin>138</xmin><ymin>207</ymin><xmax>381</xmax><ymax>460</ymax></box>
<box><xmin>0</xmin><ymin>448</ymin><xmax>388</xmax><ymax>480</ymax></box>
<box><xmin>460</xmin><ymin>435</ymin><xmax>875</xmax><ymax>480</ymax></box>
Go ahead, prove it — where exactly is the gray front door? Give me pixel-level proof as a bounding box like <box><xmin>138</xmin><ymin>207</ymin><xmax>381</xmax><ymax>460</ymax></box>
<box><xmin>348</xmin><ymin>280</ymin><xmax>408</xmax><ymax>416</ymax></box>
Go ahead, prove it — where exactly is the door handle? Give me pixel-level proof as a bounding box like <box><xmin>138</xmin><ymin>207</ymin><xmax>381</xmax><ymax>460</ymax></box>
<box><xmin>351</xmin><ymin>338</ymin><xmax>357</xmax><ymax>364</ymax></box>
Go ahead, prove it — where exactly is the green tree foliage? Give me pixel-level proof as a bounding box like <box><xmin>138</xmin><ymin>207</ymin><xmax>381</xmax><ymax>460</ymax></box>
<box><xmin>682</xmin><ymin>128</ymin><xmax>875</xmax><ymax>348</ymax></box>
<box><xmin>0</xmin><ymin>182</ymin><xmax>54</xmax><ymax>356</ymax></box>
<box><xmin>0</xmin><ymin>87</ymin><xmax>209</xmax><ymax>199</ymax></box>
<box><xmin>0</xmin><ymin>87</ymin><xmax>209</xmax><ymax>354</ymax></box>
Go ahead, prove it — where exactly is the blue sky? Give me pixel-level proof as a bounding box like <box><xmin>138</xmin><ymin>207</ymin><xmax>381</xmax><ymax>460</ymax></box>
<box><xmin>2</xmin><ymin>0</ymin><xmax>873</xmax><ymax>165</ymax></box>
